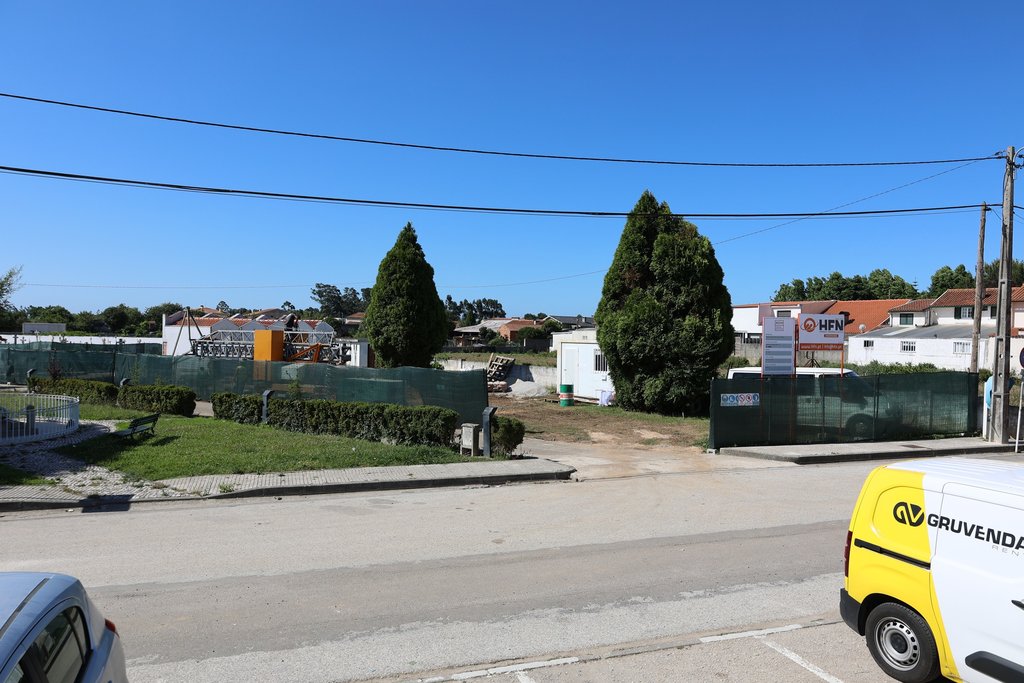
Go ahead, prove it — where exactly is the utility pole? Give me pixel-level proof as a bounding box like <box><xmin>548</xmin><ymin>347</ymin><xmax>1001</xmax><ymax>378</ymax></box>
<box><xmin>970</xmin><ymin>203</ymin><xmax>987</xmax><ymax>374</ymax></box>
<box><xmin>991</xmin><ymin>147</ymin><xmax>1016</xmax><ymax>443</ymax></box>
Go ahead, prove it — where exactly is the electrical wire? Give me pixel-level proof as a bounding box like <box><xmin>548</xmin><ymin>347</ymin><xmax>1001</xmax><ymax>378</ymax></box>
<box><xmin>0</xmin><ymin>164</ymin><xmax>995</xmax><ymax>219</ymax></box>
<box><xmin>714</xmin><ymin>158</ymin><xmax>988</xmax><ymax>245</ymax></box>
<box><xmin>0</xmin><ymin>92</ymin><xmax>1004</xmax><ymax>168</ymax></box>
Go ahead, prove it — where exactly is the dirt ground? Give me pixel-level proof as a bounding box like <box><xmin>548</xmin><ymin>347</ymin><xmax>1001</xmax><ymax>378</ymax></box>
<box><xmin>488</xmin><ymin>394</ymin><xmax>709</xmax><ymax>450</ymax></box>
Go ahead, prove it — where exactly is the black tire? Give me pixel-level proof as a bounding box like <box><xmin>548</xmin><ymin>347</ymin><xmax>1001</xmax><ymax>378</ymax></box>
<box><xmin>847</xmin><ymin>415</ymin><xmax>874</xmax><ymax>440</ymax></box>
<box><xmin>865</xmin><ymin>603</ymin><xmax>941</xmax><ymax>683</ymax></box>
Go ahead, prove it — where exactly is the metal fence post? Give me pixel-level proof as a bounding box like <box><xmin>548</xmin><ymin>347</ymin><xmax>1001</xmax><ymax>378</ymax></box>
<box><xmin>262</xmin><ymin>389</ymin><xmax>275</xmax><ymax>424</ymax></box>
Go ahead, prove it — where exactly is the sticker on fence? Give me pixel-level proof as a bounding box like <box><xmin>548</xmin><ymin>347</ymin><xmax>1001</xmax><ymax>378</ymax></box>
<box><xmin>720</xmin><ymin>393</ymin><xmax>760</xmax><ymax>407</ymax></box>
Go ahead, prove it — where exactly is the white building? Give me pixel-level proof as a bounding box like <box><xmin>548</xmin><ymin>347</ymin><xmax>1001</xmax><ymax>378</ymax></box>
<box><xmin>550</xmin><ymin>327</ymin><xmax>613</xmax><ymax>401</ymax></box>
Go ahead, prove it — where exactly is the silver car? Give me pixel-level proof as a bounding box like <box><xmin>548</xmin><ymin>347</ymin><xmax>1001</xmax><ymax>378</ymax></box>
<box><xmin>0</xmin><ymin>573</ymin><xmax>127</xmax><ymax>683</ymax></box>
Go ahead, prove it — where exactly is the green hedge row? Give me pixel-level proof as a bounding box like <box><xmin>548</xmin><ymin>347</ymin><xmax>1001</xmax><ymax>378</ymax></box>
<box><xmin>28</xmin><ymin>378</ymin><xmax>196</xmax><ymax>417</ymax></box>
<box><xmin>211</xmin><ymin>392</ymin><xmax>461</xmax><ymax>447</ymax></box>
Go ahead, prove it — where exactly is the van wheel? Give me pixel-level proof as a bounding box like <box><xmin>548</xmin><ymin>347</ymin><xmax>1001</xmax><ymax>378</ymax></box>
<box><xmin>865</xmin><ymin>603</ymin><xmax>940</xmax><ymax>683</ymax></box>
<box><xmin>847</xmin><ymin>415</ymin><xmax>874</xmax><ymax>440</ymax></box>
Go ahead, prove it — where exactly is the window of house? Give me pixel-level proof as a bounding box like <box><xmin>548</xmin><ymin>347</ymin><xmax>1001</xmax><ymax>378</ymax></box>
<box><xmin>953</xmin><ymin>306</ymin><xmax>973</xmax><ymax>319</ymax></box>
<box><xmin>775</xmin><ymin>310</ymin><xmax>791</xmax><ymax>318</ymax></box>
<box><xmin>953</xmin><ymin>341</ymin><xmax>971</xmax><ymax>354</ymax></box>
<box><xmin>594</xmin><ymin>353</ymin><xmax>608</xmax><ymax>372</ymax></box>
<box><xmin>991</xmin><ymin>306</ymin><xmax>998</xmax><ymax>318</ymax></box>
<box><xmin>863</xmin><ymin>340</ymin><xmax>874</xmax><ymax>348</ymax></box>
<box><xmin>899</xmin><ymin>313</ymin><xmax>914</xmax><ymax>326</ymax></box>
<box><xmin>901</xmin><ymin>341</ymin><xmax>916</xmax><ymax>353</ymax></box>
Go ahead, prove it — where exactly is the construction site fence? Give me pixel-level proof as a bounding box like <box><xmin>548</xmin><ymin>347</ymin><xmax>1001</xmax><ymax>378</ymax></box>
<box><xmin>0</xmin><ymin>345</ymin><xmax>487</xmax><ymax>423</ymax></box>
<box><xmin>709</xmin><ymin>371</ymin><xmax>979</xmax><ymax>449</ymax></box>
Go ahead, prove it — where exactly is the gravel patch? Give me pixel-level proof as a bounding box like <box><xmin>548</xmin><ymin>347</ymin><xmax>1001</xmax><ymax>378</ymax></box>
<box><xmin>0</xmin><ymin>421</ymin><xmax>191</xmax><ymax>499</ymax></box>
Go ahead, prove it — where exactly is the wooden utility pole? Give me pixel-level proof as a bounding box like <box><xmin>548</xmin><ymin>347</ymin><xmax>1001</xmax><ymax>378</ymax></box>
<box><xmin>991</xmin><ymin>147</ymin><xmax>1016</xmax><ymax>443</ymax></box>
<box><xmin>971</xmin><ymin>203</ymin><xmax>987</xmax><ymax>374</ymax></box>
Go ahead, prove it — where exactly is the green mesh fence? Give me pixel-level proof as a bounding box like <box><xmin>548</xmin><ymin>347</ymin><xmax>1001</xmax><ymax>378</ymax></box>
<box><xmin>0</xmin><ymin>345</ymin><xmax>487</xmax><ymax>423</ymax></box>
<box><xmin>709</xmin><ymin>372</ymin><xmax>979</xmax><ymax>449</ymax></box>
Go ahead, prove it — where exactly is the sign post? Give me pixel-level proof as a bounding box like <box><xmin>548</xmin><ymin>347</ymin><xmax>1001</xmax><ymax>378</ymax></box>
<box><xmin>761</xmin><ymin>317</ymin><xmax>796</xmax><ymax>376</ymax></box>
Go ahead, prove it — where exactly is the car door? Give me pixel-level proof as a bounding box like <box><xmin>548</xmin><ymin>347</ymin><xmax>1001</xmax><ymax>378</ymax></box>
<box><xmin>930</xmin><ymin>484</ymin><xmax>1024</xmax><ymax>682</ymax></box>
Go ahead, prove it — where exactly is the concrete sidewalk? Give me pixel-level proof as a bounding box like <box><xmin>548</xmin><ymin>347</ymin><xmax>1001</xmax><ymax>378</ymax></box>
<box><xmin>0</xmin><ymin>459</ymin><xmax>577</xmax><ymax>511</ymax></box>
<box><xmin>718</xmin><ymin>436</ymin><xmax>1018</xmax><ymax>464</ymax></box>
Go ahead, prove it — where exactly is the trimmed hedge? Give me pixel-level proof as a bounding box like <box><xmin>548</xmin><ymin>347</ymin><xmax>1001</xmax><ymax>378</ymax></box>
<box><xmin>491</xmin><ymin>416</ymin><xmax>526</xmax><ymax>456</ymax></box>
<box><xmin>28</xmin><ymin>378</ymin><xmax>118</xmax><ymax>405</ymax></box>
<box><xmin>118</xmin><ymin>385</ymin><xmax>196</xmax><ymax>417</ymax></box>
<box><xmin>211</xmin><ymin>392</ymin><xmax>459</xmax><ymax>448</ymax></box>
<box><xmin>211</xmin><ymin>392</ymin><xmax>262</xmax><ymax>424</ymax></box>
<box><xmin>27</xmin><ymin>378</ymin><xmax>196</xmax><ymax>416</ymax></box>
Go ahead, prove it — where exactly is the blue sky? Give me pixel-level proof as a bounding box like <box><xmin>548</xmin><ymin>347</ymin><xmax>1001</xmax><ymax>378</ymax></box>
<box><xmin>1</xmin><ymin>1</ymin><xmax>1021</xmax><ymax>317</ymax></box>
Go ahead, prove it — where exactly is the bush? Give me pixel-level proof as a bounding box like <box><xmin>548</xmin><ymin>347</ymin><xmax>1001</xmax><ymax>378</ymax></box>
<box><xmin>978</xmin><ymin>368</ymin><xmax>993</xmax><ymax>384</ymax></box>
<box><xmin>117</xmin><ymin>385</ymin><xmax>196</xmax><ymax>416</ymax></box>
<box><xmin>718</xmin><ymin>355</ymin><xmax>756</xmax><ymax>377</ymax></box>
<box><xmin>28</xmin><ymin>378</ymin><xmax>119</xmax><ymax>404</ymax></box>
<box><xmin>491</xmin><ymin>415</ymin><xmax>525</xmax><ymax>456</ymax></box>
<box><xmin>214</xmin><ymin>392</ymin><xmax>460</xmax><ymax>447</ymax></box>
<box><xmin>211</xmin><ymin>392</ymin><xmax>263</xmax><ymax>424</ymax></box>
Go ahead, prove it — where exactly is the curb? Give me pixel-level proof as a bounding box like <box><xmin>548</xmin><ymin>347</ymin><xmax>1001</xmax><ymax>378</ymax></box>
<box><xmin>0</xmin><ymin>467</ymin><xmax>576</xmax><ymax>511</ymax></box>
<box><xmin>719</xmin><ymin>444</ymin><xmax>1017</xmax><ymax>465</ymax></box>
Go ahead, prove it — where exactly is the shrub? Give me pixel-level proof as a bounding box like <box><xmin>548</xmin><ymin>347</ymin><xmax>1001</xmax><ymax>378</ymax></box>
<box><xmin>978</xmin><ymin>368</ymin><xmax>993</xmax><ymax>384</ymax></box>
<box><xmin>491</xmin><ymin>415</ymin><xmax>525</xmax><ymax>456</ymax></box>
<box><xmin>211</xmin><ymin>392</ymin><xmax>262</xmax><ymax>424</ymax></box>
<box><xmin>214</xmin><ymin>392</ymin><xmax>460</xmax><ymax>448</ymax></box>
<box><xmin>28</xmin><ymin>378</ymin><xmax>119</xmax><ymax>404</ymax></box>
<box><xmin>117</xmin><ymin>385</ymin><xmax>196</xmax><ymax>416</ymax></box>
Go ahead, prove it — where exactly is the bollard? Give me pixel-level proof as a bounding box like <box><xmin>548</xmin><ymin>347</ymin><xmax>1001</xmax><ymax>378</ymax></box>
<box><xmin>480</xmin><ymin>406</ymin><xmax>497</xmax><ymax>457</ymax></box>
<box><xmin>262</xmin><ymin>389</ymin><xmax>275</xmax><ymax>424</ymax></box>
<box><xmin>119</xmin><ymin>378</ymin><xmax>131</xmax><ymax>387</ymax></box>
<box><xmin>25</xmin><ymin>404</ymin><xmax>35</xmax><ymax>435</ymax></box>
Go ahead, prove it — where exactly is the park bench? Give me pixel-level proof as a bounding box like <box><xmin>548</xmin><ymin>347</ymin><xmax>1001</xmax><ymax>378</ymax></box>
<box><xmin>114</xmin><ymin>413</ymin><xmax>160</xmax><ymax>439</ymax></box>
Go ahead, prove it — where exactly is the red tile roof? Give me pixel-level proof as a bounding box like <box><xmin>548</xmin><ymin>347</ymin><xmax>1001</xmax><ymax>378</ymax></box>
<box><xmin>824</xmin><ymin>299</ymin><xmax>911</xmax><ymax>334</ymax></box>
<box><xmin>930</xmin><ymin>287</ymin><xmax>1024</xmax><ymax>307</ymax></box>
<box><xmin>889</xmin><ymin>299</ymin><xmax>934</xmax><ymax>313</ymax></box>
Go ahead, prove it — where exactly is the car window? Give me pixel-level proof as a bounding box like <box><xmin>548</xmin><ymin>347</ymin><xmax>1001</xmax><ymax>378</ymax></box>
<box><xmin>33</xmin><ymin>608</ymin><xmax>87</xmax><ymax>683</ymax></box>
<box><xmin>3</xmin><ymin>663</ymin><xmax>26</xmax><ymax>683</ymax></box>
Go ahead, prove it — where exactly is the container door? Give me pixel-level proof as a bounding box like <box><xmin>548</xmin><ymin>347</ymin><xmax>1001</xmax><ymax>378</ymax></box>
<box><xmin>561</xmin><ymin>346</ymin><xmax>578</xmax><ymax>387</ymax></box>
<box><xmin>931</xmin><ymin>484</ymin><xmax>1024</xmax><ymax>682</ymax></box>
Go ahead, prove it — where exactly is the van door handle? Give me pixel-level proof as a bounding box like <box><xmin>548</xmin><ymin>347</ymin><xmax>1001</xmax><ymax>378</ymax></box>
<box><xmin>1013</xmin><ymin>600</ymin><xmax>1024</xmax><ymax>611</ymax></box>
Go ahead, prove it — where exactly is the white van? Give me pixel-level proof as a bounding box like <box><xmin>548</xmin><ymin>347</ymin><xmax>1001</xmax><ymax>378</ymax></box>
<box><xmin>842</xmin><ymin>458</ymin><xmax>1024</xmax><ymax>682</ymax></box>
<box><xmin>725</xmin><ymin>367</ymin><xmax>895</xmax><ymax>439</ymax></box>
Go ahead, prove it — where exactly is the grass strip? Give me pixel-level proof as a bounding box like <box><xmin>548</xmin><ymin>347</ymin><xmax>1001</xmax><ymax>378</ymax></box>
<box><xmin>0</xmin><ymin>463</ymin><xmax>51</xmax><ymax>487</ymax></box>
<box><xmin>60</xmin><ymin>413</ymin><xmax>473</xmax><ymax>480</ymax></box>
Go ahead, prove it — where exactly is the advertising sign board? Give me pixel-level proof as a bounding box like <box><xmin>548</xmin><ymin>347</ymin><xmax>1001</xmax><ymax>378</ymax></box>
<box><xmin>798</xmin><ymin>314</ymin><xmax>845</xmax><ymax>351</ymax></box>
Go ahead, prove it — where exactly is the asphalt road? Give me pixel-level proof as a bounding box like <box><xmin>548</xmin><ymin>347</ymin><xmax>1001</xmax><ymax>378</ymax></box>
<box><xmin>5</xmin><ymin>456</ymin><xmax>1017</xmax><ymax>681</ymax></box>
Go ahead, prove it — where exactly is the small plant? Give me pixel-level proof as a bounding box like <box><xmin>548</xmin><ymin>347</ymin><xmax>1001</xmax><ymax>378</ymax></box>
<box><xmin>47</xmin><ymin>349</ymin><xmax>63</xmax><ymax>380</ymax></box>
<box><xmin>218</xmin><ymin>483</ymin><xmax>235</xmax><ymax>494</ymax></box>
<box><xmin>287</xmin><ymin>378</ymin><xmax>303</xmax><ymax>401</ymax></box>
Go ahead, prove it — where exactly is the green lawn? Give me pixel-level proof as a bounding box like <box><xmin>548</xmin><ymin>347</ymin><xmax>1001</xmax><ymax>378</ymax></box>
<box><xmin>0</xmin><ymin>463</ymin><xmax>50</xmax><ymax>487</ymax></box>
<box><xmin>60</xmin><ymin>411</ymin><xmax>473</xmax><ymax>481</ymax></box>
<box><xmin>436</xmin><ymin>351</ymin><xmax>556</xmax><ymax>367</ymax></box>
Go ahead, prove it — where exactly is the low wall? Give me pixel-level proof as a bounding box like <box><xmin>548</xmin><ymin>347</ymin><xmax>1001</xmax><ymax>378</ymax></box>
<box><xmin>440</xmin><ymin>359</ymin><xmax>558</xmax><ymax>388</ymax></box>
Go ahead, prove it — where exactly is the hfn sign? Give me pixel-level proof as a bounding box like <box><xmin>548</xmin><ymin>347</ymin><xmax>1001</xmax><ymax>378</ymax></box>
<box><xmin>798</xmin><ymin>314</ymin><xmax>845</xmax><ymax>351</ymax></box>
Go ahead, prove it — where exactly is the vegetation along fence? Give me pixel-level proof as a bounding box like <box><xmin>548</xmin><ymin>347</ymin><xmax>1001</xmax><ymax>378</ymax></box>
<box><xmin>0</xmin><ymin>344</ymin><xmax>486</xmax><ymax>423</ymax></box>
<box><xmin>0</xmin><ymin>392</ymin><xmax>80</xmax><ymax>445</ymax></box>
<box><xmin>709</xmin><ymin>371</ymin><xmax>978</xmax><ymax>449</ymax></box>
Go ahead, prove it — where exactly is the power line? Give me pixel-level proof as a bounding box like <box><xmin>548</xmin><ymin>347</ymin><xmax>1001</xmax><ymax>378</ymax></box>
<box><xmin>0</xmin><ymin>92</ymin><xmax>1004</xmax><ymax>168</ymax></box>
<box><xmin>714</xmin><ymin>158</ymin><xmax>988</xmax><ymax>245</ymax></box>
<box><xmin>0</xmin><ymin>165</ymin><xmax>995</xmax><ymax>219</ymax></box>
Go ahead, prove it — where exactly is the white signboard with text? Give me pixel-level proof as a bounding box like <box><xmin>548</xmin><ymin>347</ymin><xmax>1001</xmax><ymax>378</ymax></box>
<box><xmin>762</xmin><ymin>317</ymin><xmax>796</xmax><ymax>376</ymax></box>
<box><xmin>798</xmin><ymin>314</ymin><xmax>845</xmax><ymax>351</ymax></box>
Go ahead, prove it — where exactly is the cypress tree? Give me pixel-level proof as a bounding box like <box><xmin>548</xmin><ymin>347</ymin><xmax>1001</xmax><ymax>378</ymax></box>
<box><xmin>595</xmin><ymin>191</ymin><xmax>734</xmax><ymax>414</ymax></box>
<box><xmin>362</xmin><ymin>223</ymin><xmax>448</xmax><ymax>368</ymax></box>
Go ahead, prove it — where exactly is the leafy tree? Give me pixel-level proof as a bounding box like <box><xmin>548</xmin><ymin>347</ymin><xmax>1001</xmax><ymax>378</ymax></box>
<box><xmin>100</xmin><ymin>304</ymin><xmax>142</xmax><ymax>334</ymax></box>
<box><xmin>444</xmin><ymin>296</ymin><xmax>506</xmax><ymax>325</ymax></box>
<box><xmin>0</xmin><ymin>266</ymin><xmax>22</xmax><ymax>311</ymax></box>
<box><xmin>595</xmin><ymin>191</ymin><xmax>734</xmax><ymax>415</ymax></box>
<box><xmin>25</xmin><ymin>305</ymin><xmax>74</xmax><ymax>325</ymax></box>
<box><xmin>773</xmin><ymin>278</ymin><xmax>807</xmax><ymax>301</ymax></box>
<box><xmin>140</xmin><ymin>302</ymin><xmax>184</xmax><ymax>333</ymax></box>
<box><xmin>865</xmin><ymin>269</ymin><xmax>918</xmax><ymax>299</ymax></box>
<box><xmin>311</xmin><ymin>283</ymin><xmax>372</xmax><ymax>318</ymax></box>
<box><xmin>216</xmin><ymin>300</ymin><xmax>231</xmax><ymax>314</ymax></box>
<box><xmin>362</xmin><ymin>223</ymin><xmax>448</xmax><ymax>368</ymax></box>
<box><xmin>281</xmin><ymin>301</ymin><xmax>296</xmax><ymax>311</ymax></box>
<box><xmin>981</xmin><ymin>258</ymin><xmax>1024</xmax><ymax>288</ymax></box>
<box><xmin>927</xmin><ymin>264</ymin><xmax>974</xmax><ymax>297</ymax></box>
<box><xmin>70</xmin><ymin>311</ymin><xmax>106</xmax><ymax>333</ymax></box>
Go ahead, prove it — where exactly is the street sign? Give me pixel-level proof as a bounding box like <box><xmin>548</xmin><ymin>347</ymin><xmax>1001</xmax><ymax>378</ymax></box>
<box><xmin>762</xmin><ymin>317</ymin><xmax>796</xmax><ymax>375</ymax></box>
<box><xmin>798</xmin><ymin>314</ymin><xmax>845</xmax><ymax>351</ymax></box>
